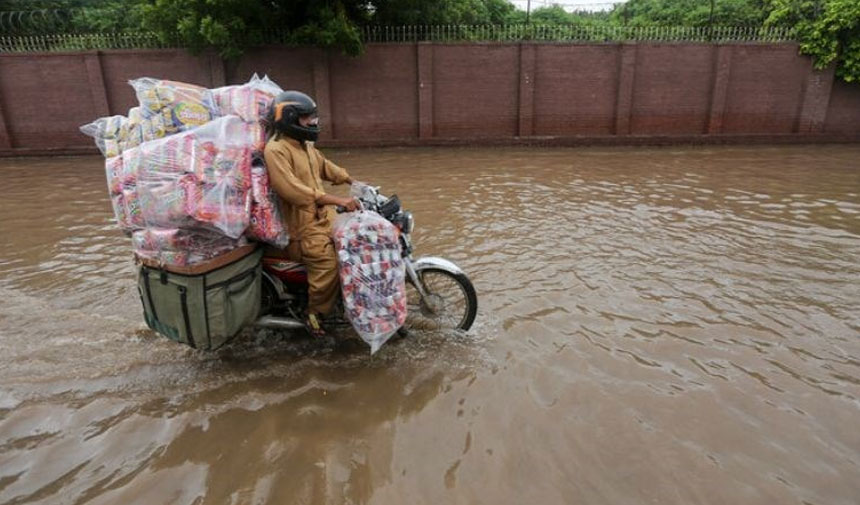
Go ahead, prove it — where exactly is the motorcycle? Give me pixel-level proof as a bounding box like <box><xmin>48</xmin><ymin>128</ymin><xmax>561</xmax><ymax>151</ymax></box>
<box><xmin>254</xmin><ymin>184</ymin><xmax>478</xmax><ymax>337</ymax></box>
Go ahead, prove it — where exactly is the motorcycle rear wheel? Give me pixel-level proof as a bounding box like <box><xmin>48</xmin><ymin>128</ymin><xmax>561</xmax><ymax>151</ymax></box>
<box><xmin>405</xmin><ymin>268</ymin><xmax>477</xmax><ymax>332</ymax></box>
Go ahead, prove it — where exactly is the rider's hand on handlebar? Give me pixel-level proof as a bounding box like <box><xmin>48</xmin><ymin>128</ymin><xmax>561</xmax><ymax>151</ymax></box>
<box><xmin>340</xmin><ymin>196</ymin><xmax>360</xmax><ymax>212</ymax></box>
<box><xmin>317</xmin><ymin>193</ymin><xmax>360</xmax><ymax>212</ymax></box>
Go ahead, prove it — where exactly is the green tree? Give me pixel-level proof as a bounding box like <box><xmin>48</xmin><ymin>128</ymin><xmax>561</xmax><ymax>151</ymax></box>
<box><xmin>766</xmin><ymin>0</ymin><xmax>860</xmax><ymax>81</ymax></box>
<box><xmin>141</xmin><ymin>0</ymin><xmax>369</xmax><ymax>58</ymax></box>
<box><xmin>371</xmin><ymin>0</ymin><xmax>516</xmax><ymax>25</ymax></box>
<box><xmin>69</xmin><ymin>0</ymin><xmax>146</xmax><ymax>32</ymax></box>
<box><xmin>530</xmin><ymin>5</ymin><xmax>577</xmax><ymax>24</ymax></box>
<box><xmin>0</xmin><ymin>0</ymin><xmax>145</xmax><ymax>34</ymax></box>
<box><xmin>610</xmin><ymin>0</ymin><xmax>767</xmax><ymax>27</ymax></box>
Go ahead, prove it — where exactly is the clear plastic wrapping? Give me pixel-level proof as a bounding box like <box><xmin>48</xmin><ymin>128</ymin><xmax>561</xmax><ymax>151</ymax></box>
<box><xmin>130</xmin><ymin>77</ymin><xmax>218</xmax><ymax>133</ymax></box>
<box><xmin>90</xmin><ymin>76</ymin><xmax>289</xmax><ymax>262</ymax></box>
<box><xmin>80</xmin><ymin>115</ymin><xmax>128</xmax><ymax>157</ymax></box>
<box><xmin>132</xmin><ymin>228</ymin><xmax>247</xmax><ymax>267</ymax></box>
<box><xmin>133</xmin><ymin>115</ymin><xmax>256</xmax><ymax>238</ymax></box>
<box><xmin>121</xmin><ymin>106</ymin><xmax>171</xmax><ymax>152</ymax></box>
<box><xmin>82</xmin><ymin>76</ymin><xmax>276</xmax><ymax>159</ymax></box>
<box><xmin>80</xmin><ymin>102</ymin><xmax>184</xmax><ymax>158</ymax></box>
<box><xmin>211</xmin><ymin>74</ymin><xmax>282</xmax><ymax>124</ymax></box>
<box><xmin>333</xmin><ymin>210</ymin><xmax>407</xmax><ymax>353</ymax></box>
<box><xmin>247</xmin><ymin>156</ymin><xmax>289</xmax><ymax>247</ymax></box>
<box><xmin>105</xmin><ymin>152</ymin><xmax>144</xmax><ymax>233</ymax></box>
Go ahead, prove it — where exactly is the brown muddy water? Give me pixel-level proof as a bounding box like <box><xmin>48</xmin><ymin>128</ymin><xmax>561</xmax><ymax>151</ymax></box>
<box><xmin>1</xmin><ymin>145</ymin><xmax>859</xmax><ymax>505</ymax></box>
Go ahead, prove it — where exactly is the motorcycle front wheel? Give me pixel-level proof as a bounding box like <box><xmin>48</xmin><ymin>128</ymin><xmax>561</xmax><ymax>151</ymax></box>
<box><xmin>405</xmin><ymin>268</ymin><xmax>478</xmax><ymax>332</ymax></box>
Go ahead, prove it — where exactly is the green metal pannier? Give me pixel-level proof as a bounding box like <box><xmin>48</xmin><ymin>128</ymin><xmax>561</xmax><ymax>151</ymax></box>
<box><xmin>136</xmin><ymin>245</ymin><xmax>262</xmax><ymax>350</ymax></box>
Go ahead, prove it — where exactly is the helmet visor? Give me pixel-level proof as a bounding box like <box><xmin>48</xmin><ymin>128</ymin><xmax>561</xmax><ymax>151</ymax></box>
<box><xmin>299</xmin><ymin>112</ymin><xmax>319</xmax><ymax>127</ymax></box>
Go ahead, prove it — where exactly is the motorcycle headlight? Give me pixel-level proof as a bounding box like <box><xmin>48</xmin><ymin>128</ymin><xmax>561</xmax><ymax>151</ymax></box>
<box><xmin>401</xmin><ymin>211</ymin><xmax>414</xmax><ymax>234</ymax></box>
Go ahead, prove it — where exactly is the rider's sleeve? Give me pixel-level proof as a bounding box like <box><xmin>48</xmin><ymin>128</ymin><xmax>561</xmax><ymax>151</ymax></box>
<box><xmin>315</xmin><ymin>148</ymin><xmax>350</xmax><ymax>185</ymax></box>
<box><xmin>264</xmin><ymin>145</ymin><xmax>324</xmax><ymax>207</ymax></box>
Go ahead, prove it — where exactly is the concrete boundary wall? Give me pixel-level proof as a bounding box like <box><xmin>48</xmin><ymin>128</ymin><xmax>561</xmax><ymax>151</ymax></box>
<box><xmin>0</xmin><ymin>42</ymin><xmax>858</xmax><ymax>155</ymax></box>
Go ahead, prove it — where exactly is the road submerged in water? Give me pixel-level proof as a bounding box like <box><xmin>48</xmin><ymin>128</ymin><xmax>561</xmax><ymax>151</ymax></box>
<box><xmin>0</xmin><ymin>145</ymin><xmax>858</xmax><ymax>505</ymax></box>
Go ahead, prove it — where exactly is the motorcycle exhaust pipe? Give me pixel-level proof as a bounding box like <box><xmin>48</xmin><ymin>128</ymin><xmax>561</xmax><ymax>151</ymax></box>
<box><xmin>254</xmin><ymin>315</ymin><xmax>305</xmax><ymax>330</ymax></box>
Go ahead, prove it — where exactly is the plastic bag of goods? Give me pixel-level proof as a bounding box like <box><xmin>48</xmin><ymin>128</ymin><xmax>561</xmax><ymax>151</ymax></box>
<box><xmin>211</xmin><ymin>74</ymin><xmax>282</xmax><ymax>124</ymax></box>
<box><xmin>132</xmin><ymin>228</ymin><xmax>248</xmax><ymax>267</ymax></box>
<box><xmin>134</xmin><ymin>115</ymin><xmax>256</xmax><ymax>238</ymax></box>
<box><xmin>105</xmin><ymin>152</ymin><xmax>145</xmax><ymax>233</ymax></box>
<box><xmin>130</xmin><ymin>77</ymin><xmax>219</xmax><ymax>133</ymax></box>
<box><xmin>80</xmin><ymin>106</ymin><xmax>176</xmax><ymax>158</ymax></box>
<box><xmin>79</xmin><ymin>115</ymin><xmax>128</xmax><ymax>158</ymax></box>
<box><xmin>247</xmin><ymin>155</ymin><xmax>289</xmax><ymax>248</ymax></box>
<box><xmin>121</xmin><ymin>106</ymin><xmax>172</xmax><ymax>152</ymax></box>
<box><xmin>333</xmin><ymin>211</ymin><xmax>407</xmax><ymax>353</ymax></box>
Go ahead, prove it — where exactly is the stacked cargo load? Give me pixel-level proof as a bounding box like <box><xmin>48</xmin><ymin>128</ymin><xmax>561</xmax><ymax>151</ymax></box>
<box><xmin>80</xmin><ymin>75</ymin><xmax>288</xmax><ymax>349</ymax></box>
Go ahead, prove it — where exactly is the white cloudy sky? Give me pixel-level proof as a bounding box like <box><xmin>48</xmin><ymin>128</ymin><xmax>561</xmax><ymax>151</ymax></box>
<box><xmin>508</xmin><ymin>0</ymin><xmax>626</xmax><ymax>12</ymax></box>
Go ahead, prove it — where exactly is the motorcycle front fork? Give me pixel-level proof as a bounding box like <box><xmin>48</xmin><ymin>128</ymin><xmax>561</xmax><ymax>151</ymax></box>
<box><xmin>404</xmin><ymin>258</ymin><xmax>428</xmax><ymax>300</ymax></box>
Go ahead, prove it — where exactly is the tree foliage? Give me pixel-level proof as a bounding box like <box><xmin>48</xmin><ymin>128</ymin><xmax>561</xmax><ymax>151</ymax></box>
<box><xmin>609</xmin><ymin>0</ymin><xmax>768</xmax><ymax>27</ymax></box>
<box><xmin>0</xmin><ymin>0</ymin><xmax>144</xmax><ymax>33</ymax></box>
<box><xmin>140</xmin><ymin>0</ymin><xmax>368</xmax><ymax>58</ymax></box>
<box><xmin>371</xmin><ymin>0</ymin><xmax>516</xmax><ymax>25</ymax></box>
<box><xmin>766</xmin><ymin>0</ymin><xmax>860</xmax><ymax>82</ymax></box>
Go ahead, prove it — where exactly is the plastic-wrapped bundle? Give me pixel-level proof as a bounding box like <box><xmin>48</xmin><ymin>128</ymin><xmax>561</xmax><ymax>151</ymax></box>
<box><xmin>80</xmin><ymin>106</ymin><xmax>176</xmax><ymax>158</ymax></box>
<box><xmin>246</xmin><ymin>122</ymin><xmax>267</xmax><ymax>152</ymax></box>
<box><xmin>211</xmin><ymin>74</ymin><xmax>282</xmax><ymax>124</ymax></box>
<box><xmin>105</xmin><ymin>155</ymin><xmax>124</xmax><ymax>196</ymax></box>
<box><xmin>247</xmin><ymin>157</ymin><xmax>289</xmax><ymax>247</ymax></box>
<box><xmin>130</xmin><ymin>78</ymin><xmax>218</xmax><ymax>133</ymax></box>
<box><xmin>120</xmin><ymin>145</ymin><xmax>142</xmax><ymax>186</ymax></box>
<box><xmin>132</xmin><ymin>228</ymin><xmax>247</xmax><ymax>267</ymax></box>
<box><xmin>83</xmin><ymin>77</ymin><xmax>271</xmax><ymax>159</ymax></box>
<box><xmin>120</xmin><ymin>106</ymin><xmax>171</xmax><ymax>152</ymax></box>
<box><xmin>105</xmin><ymin>155</ymin><xmax>131</xmax><ymax>232</ymax></box>
<box><xmin>80</xmin><ymin>115</ymin><xmax>128</xmax><ymax>158</ymax></box>
<box><xmin>108</xmin><ymin>185</ymin><xmax>144</xmax><ymax>232</ymax></box>
<box><xmin>103</xmin><ymin>148</ymin><xmax>143</xmax><ymax>233</ymax></box>
<box><xmin>333</xmin><ymin>211</ymin><xmax>407</xmax><ymax>353</ymax></box>
<box><xmin>104</xmin><ymin>152</ymin><xmax>146</xmax><ymax>233</ymax></box>
<box><xmin>134</xmin><ymin>116</ymin><xmax>255</xmax><ymax>238</ymax></box>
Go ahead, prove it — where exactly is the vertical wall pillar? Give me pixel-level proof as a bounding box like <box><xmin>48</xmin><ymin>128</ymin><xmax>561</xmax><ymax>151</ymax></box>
<box><xmin>518</xmin><ymin>43</ymin><xmax>537</xmax><ymax>137</ymax></box>
<box><xmin>208</xmin><ymin>50</ymin><xmax>227</xmax><ymax>88</ymax></box>
<box><xmin>0</xmin><ymin>56</ymin><xmax>10</xmax><ymax>148</ymax></box>
<box><xmin>0</xmin><ymin>99</ymin><xmax>11</xmax><ymax>149</ymax></box>
<box><xmin>417</xmin><ymin>42</ymin><xmax>434</xmax><ymax>139</ymax></box>
<box><xmin>313</xmin><ymin>50</ymin><xmax>334</xmax><ymax>141</ymax></box>
<box><xmin>614</xmin><ymin>44</ymin><xmax>636</xmax><ymax>136</ymax></box>
<box><xmin>797</xmin><ymin>64</ymin><xmax>835</xmax><ymax>133</ymax></box>
<box><xmin>707</xmin><ymin>45</ymin><xmax>732</xmax><ymax>134</ymax></box>
<box><xmin>84</xmin><ymin>51</ymin><xmax>111</xmax><ymax>117</ymax></box>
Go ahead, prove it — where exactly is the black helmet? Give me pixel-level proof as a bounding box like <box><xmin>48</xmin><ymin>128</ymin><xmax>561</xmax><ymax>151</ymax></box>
<box><xmin>270</xmin><ymin>90</ymin><xmax>319</xmax><ymax>142</ymax></box>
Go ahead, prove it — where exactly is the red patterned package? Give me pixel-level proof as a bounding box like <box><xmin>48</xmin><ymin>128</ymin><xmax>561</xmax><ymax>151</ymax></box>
<box><xmin>332</xmin><ymin>210</ymin><xmax>406</xmax><ymax>353</ymax></box>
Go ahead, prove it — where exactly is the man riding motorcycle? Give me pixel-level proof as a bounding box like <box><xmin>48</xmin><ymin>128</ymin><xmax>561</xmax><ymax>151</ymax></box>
<box><xmin>263</xmin><ymin>91</ymin><xmax>358</xmax><ymax>337</ymax></box>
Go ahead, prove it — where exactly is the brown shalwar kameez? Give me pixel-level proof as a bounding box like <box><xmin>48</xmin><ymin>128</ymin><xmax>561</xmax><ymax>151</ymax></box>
<box><xmin>263</xmin><ymin>135</ymin><xmax>351</xmax><ymax>315</ymax></box>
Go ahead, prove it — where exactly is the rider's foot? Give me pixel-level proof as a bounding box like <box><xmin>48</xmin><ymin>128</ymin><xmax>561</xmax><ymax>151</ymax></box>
<box><xmin>305</xmin><ymin>312</ymin><xmax>327</xmax><ymax>338</ymax></box>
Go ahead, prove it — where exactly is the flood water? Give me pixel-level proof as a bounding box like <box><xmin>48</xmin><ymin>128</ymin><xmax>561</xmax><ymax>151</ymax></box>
<box><xmin>1</xmin><ymin>145</ymin><xmax>859</xmax><ymax>505</ymax></box>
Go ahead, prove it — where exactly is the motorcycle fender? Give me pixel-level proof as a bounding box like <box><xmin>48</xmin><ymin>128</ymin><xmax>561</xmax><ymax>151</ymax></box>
<box><xmin>411</xmin><ymin>256</ymin><xmax>465</xmax><ymax>276</ymax></box>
